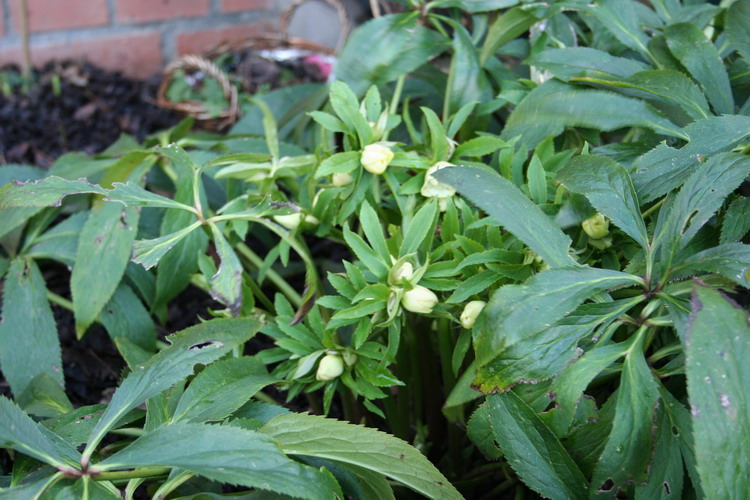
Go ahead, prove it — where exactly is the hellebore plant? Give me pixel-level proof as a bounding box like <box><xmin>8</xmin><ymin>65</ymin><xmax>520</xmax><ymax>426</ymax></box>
<box><xmin>2</xmin><ymin>0</ymin><xmax>750</xmax><ymax>498</ymax></box>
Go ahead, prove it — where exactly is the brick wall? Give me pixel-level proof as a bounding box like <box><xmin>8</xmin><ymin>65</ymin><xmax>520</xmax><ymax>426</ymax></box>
<box><xmin>0</xmin><ymin>0</ymin><xmax>284</xmax><ymax>79</ymax></box>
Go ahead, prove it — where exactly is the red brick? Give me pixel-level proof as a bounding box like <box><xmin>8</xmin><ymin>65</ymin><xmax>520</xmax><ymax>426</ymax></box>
<box><xmin>221</xmin><ymin>0</ymin><xmax>268</xmax><ymax>12</ymax></box>
<box><xmin>0</xmin><ymin>32</ymin><xmax>163</xmax><ymax>79</ymax></box>
<box><xmin>115</xmin><ymin>0</ymin><xmax>209</xmax><ymax>23</ymax></box>
<box><xmin>9</xmin><ymin>0</ymin><xmax>108</xmax><ymax>33</ymax></box>
<box><xmin>176</xmin><ymin>22</ymin><xmax>273</xmax><ymax>55</ymax></box>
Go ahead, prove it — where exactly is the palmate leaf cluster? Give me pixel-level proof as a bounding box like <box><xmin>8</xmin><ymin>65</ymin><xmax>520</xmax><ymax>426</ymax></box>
<box><xmin>1</xmin><ymin>0</ymin><xmax>750</xmax><ymax>498</ymax></box>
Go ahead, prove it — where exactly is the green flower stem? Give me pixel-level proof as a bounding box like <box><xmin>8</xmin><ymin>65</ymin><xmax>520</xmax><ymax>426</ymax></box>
<box><xmin>46</xmin><ymin>291</ymin><xmax>105</xmax><ymax>328</ymax></box>
<box><xmin>93</xmin><ymin>467</ymin><xmax>171</xmax><ymax>482</ymax></box>
<box><xmin>253</xmin><ymin>390</ymin><xmax>281</xmax><ymax>405</ymax></box>
<box><xmin>235</xmin><ymin>241</ymin><xmax>303</xmax><ymax>307</ymax></box>
<box><xmin>152</xmin><ymin>471</ymin><xmax>194</xmax><ymax>499</ymax></box>
<box><xmin>109</xmin><ymin>427</ymin><xmax>145</xmax><ymax>437</ymax></box>
<box><xmin>648</xmin><ymin>342</ymin><xmax>682</xmax><ymax>363</ymax></box>
<box><xmin>388</xmin><ymin>75</ymin><xmax>406</xmax><ymax>124</ymax></box>
<box><xmin>641</xmin><ymin>198</ymin><xmax>665</xmax><ymax>219</ymax></box>
<box><xmin>124</xmin><ymin>478</ymin><xmax>146</xmax><ymax>500</ymax></box>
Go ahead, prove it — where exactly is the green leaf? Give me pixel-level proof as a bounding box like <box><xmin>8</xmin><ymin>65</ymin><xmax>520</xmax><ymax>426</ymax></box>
<box><xmin>727</xmin><ymin>0</ymin><xmax>750</xmax><ymax>65</ymax></box>
<box><xmin>26</xmin><ymin>211</ymin><xmax>89</xmax><ymax>266</ymax></box>
<box><xmin>208</xmin><ymin>223</ymin><xmax>244</xmax><ymax>316</ymax></box>
<box><xmin>71</xmin><ymin>202</ymin><xmax>139</xmax><ymax>337</ymax></box>
<box><xmin>329</xmin><ymin>82</ymin><xmax>372</xmax><ymax>145</ymax></box>
<box><xmin>528</xmin><ymin>47</ymin><xmax>649</xmax><ymax>80</ymax></box>
<box><xmin>99</xmin><ymin>283</ymin><xmax>156</xmax><ymax>351</ymax></box>
<box><xmin>0</xmin><ymin>396</ymin><xmax>79</xmax><ymax>468</ymax></box>
<box><xmin>445</xmin><ymin>22</ymin><xmax>491</xmax><ymax>116</ymax></box>
<box><xmin>0</xmin><ymin>474</ymin><xmax>65</xmax><ymax>500</ymax></box>
<box><xmin>558</xmin><ymin>155</ymin><xmax>648</xmax><ymax>250</ymax></box>
<box><xmin>590</xmin><ymin>336</ymin><xmax>659</xmax><ymax>493</ymax></box>
<box><xmin>672</xmin><ymin>243</ymin><xmax>750</xmax><ymax>288</ymax></box>
<box><xmin>337</xmin><ymin>462</ymin><xmax>396</xmax><ymax>500</ymax></box>
<box><xmin>438</xmin><ymin>0</ymin><xmax>518</xmax><ymax>13</ymax></box>
<box><xmin>400</xmin><ymin>200</ymin><xmax>438</xmax><ymax>257</ymax></box>
<box><xmin>260</xmin><ymin>413</ymin><xmax>463</xmax><ymax>500</ymax></box>
<box><xmin>153</xmin><ymin>201</ymin><xmax>209</xmax><ymax>310</ymax></box>
<box><xmin>500</xmin><ymin>80</ymin><xmax>686</xmax><ymax>150</ymax></box>
<box><xmin>17</xmin><ymin>373</ymin><xmax>74</xmax><ymax>418</ymax></box>
<box><xmin>422</xmin><ymin>107</ymin><xmax>449</xmax><ymax>162</ymax></box>
<box><xmin>475</xmin><ymin>267</ymin><xmax>641</xmax><ymax>367</ymax></box>
<box><xmin>480</xmin><ymin>7</ymin><xmax>537</xmax><ymax>66</ymax></box>
<box><xmin>485</xmin><ymin>392</ymin><xmax>589</xmax><ymax>500</ymax></box>
<box><xmin>132</xmin><ymin>220</ymin><xmax>203</xmax><ymax>270</ymax></box>
<box><xmin>453</xmin><ymin>136</ymin><xmax>506</xmax><ymax>158</ymax></box>
<box><xmin>0</xmin><ymin>259</ymin><xmax>63</xmax><ymax>397</ymax></box>
<box><xmin>0</xmin><ymin>206</ymin><xmax>43</xmax><ymax>240</ymax></box>
<box><xmin>720</xmin><ymin>197</ymin><xmax>750</xmax><ymax>245</ymax></box>
<box><xmin>446</xmin><ymin>270</ymin><xmax>502</xmax><ymax>304</ymax></box>
<box><xmin>526</xmin><ymin>154</ymin><xmax>547</xmax><ymax>205</ymax></box>
<box><xmin>316</xmin><ymin>151</ymin><xmax>361</xmax><ymax>178</ymax></box>
<box><xmin>343</xmin><ymin>224</ymin><xmax>390</xmax><ymax>279</ymax></box>
<box><xmin>665</xmin><ymin>22</ymin><xmax>734</xmax><ymax>115</ymax></box>
<box><xmin>43</xmin><ymin>405</ymin><xmax>143</xmax><ymax>449</ymax></box>
<box><xmin>570</xmin><ymin>69</ymin><xmax>711</xmax><ymax>121</ymax></box>
<box><xmin>81</xmin><ymin>318</ymin><xmax>260</xmax><ymax>462</ymax></box>
<box><xmin>475</xmin><ymin>299</ymin><xmax>640</xmax><ymax>395</ymax></box>
<box><xmin>655</xmin><ymin>153</ymin><xmax>750</xmax><ymax>264</ymax></box>
<box><xmin>434</xmin><ymin>166</ymin><xmax>575</xmax><ymax>268</ymax></box>
<box><xmin>0</xmin><ymin>176</ymin><xmax>106</xmax><ymax>209</ymax></box>
<box><xmin>631</xmin><ymin>115</ymin><xmax>750</xmax><ymax>202</ymax></box>
<box><xmin>634</xmin><ymin>405</ymin><xmax>685</xmax><ymax>500</ymax></box>
<box><xmin>685</xmin><ymin>284</ymin><xmax>750</xmax><ymax>499</ymax></box>
<box><xmin>0</xmin><ymin>176</ymin><xmax>195</xmax><ymax>212</ymax></box>
<box><xmin>466</xmin><ymin>401</ymin><xmax>501</xmax><ymax>460</ymax></box>
<box><xmin>172</xmin><ymin>356</ymin><xmax>276</xmax><ymax>423</ymax></box>
<box><xmin>586</xmin><ymin>0</ymin><xmax>651</xmax><ymax>58</ymax></box>
<box><xmin>309</xmin><ymin>110</ymin><xmax>348</xmax><ymax>133</ymax></box>
<box><xmin>335</xmin><ymin>14</ymin><xmax>449</xmax><ymax>95</ymax></box>
<box><xmin>97</xmin><ymin>422</ymin><xmax>340</xmax><ymax>500</ymax></box>
<box><xmin>0</xmin><ymin>165</ymin><xmax>45</xmax><ymax>238</ymax></box>
<box><xmin>359</xmin><ymin>202</ymin><xmax>390</xmax><ymax>263</ymax></box>
<box><xmin>52</xmin><ymin>479</ymin><xmax>122</xmax><ymax>500</ymax></box>
<box><xmin>549</xmin><ymin>340</ymin><xmax>633</xmax><ymax>435</ymax></box>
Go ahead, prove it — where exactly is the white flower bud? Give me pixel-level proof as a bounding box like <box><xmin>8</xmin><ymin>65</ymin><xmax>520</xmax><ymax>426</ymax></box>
<box><xmin>460</xmin><ymin>300</ymin><xmax>486</xmax><ymax>329</ymax></box>
<box><xmin>316</xmin><ymin>353</ymin><xmax>344</xmax><ymax>381</ymax></box>
<box><xmin>392</xmin><ymin>262</ymin><xmax>414</xmax><ymax>283</ymax></box>
<box><xmin>361</xmin><ymin>143</ymin><xmax>394</xmax><ymax>175</ymax></box>
<box><xmin>332</xmin><ymin>172</ymin><xmax>353</xmax><ymax>187</ymax></box>
<box><xmin>401</xmin><ymin>285</ymin><xmax>438</xmax><ymax>315</ymax></box>
<box><xmin>273</xmin><ymin>213</ymin><xmax>303</xmax><ymax>230</ymax></box>
<box><xmin>588</xmin><ymin>236</ymin><xmax>613</xmax><ymax>250</ymax></box>
<box><xmin>582</xmin><ymin>213</ymin><xmax>609</xmax><ymax>240</ymax></box>
<box><xmin>421</xmin><ymin>162</ymin><xmax>456</xmax><ymax>199</ymax></box>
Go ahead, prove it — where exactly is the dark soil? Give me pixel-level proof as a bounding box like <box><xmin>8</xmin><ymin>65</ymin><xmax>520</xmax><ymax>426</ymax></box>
<box><xmin>0</xmin><ymin>61</ymin><xmax>181</xmax><ymax>167</ymax></box>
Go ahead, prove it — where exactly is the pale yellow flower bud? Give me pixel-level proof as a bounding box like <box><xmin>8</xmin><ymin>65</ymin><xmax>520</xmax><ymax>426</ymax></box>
<box><xmin>582</xmin><ymin>213</ymin><xmax>609</xmax><ymax>240</ymax></box>
<box><xmin>316</xmin><ymin>353</ymin><xmax>344</xmax><ymax>381</ymax></box>
<box><xmin>361</xmin><ymin>143</ymin><xmax>394</xmax><ymax>175</ymax></box>
<box><xmin>392</xmin><ymin>262</ymin><xmax>414</xmax><ymax>284</ymax></box>
<box><xmin>421</xmin><ymin>162</ymin><xmax>456</xmax><ymax>199</ymax></box>
<box><xmin>273</xmin><ymin>213</ymin><xmax>303</xmax><ymax>230</ymax></box>
<box><xmin>460</xmin><ymin>300</ymin><xmax>486</xmax><ymax>329</ymax></box>
<box><xmin>588</xmin><ymin>236</ymin><xmax>613</xmax><ymax>250</ymax></box>
<box><xmin>401</xmin><ymin>285</ymin><xmax>438</xmax><ymax>314</ymax></box>
<box><xmin>332</xmin><ymin>172</ymin><xmax>353</xmax><ymax>187</ymax></box>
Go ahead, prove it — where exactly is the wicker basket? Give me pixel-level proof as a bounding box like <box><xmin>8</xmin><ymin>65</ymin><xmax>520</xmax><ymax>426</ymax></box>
<box><xmin>156</xmin><ymin>0</ymin><xmax>349</xmax><ymax>130</ymax></box>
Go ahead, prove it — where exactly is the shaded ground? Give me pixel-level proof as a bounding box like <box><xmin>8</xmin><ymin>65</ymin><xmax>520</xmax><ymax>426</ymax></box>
<box><xmin>0</xmin><ymin>61</ymin><xmax>180</xmax><ymax>167</ymax></box>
